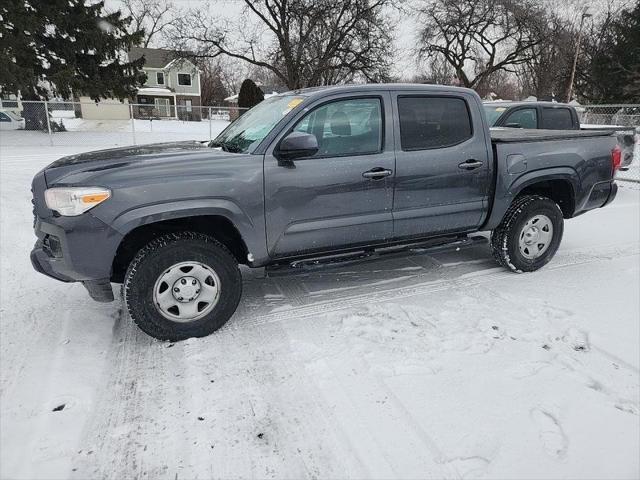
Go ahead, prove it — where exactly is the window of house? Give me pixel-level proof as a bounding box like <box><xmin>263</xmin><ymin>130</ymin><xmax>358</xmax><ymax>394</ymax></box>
<box><xmin>398</xmin><ymin>97</ymin><xmax>472</xmax><ymax>150</ymax></box>
<box><xmin>504</xmin><ymin>108</ymin><xmax>537</xmax><ymax>129</ymax></box>
<box><xmin>156</xmin><ymin>72</ymin><xmax>165</xmax><ymax>85</ymax></box>
<box><xmin>178</xmin><ymin>73</ymin><xmax>192</xmax><ymax>86</ymax></box>
<box><xmin>542</xmin><ymin>107</ymin><xmax>573</xmax><ymax>129</ymax></box>
<box><xmin>292</xmin><ymin>97</ymin><xmax>383</xmax><ymax>158</ymax></box>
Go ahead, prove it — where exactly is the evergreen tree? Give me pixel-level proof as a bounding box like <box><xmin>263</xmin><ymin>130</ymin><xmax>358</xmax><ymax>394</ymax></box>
<box><xmin>237</xmin><ymin>79</ymin><xmax>264</xmax><ymax>111</ymax></box>
<box><xmin>0</xmin><ymin>0</ymin><xmax>147</xmax><ymax>101</ymax></box>
<box><xmin>579</xmin><ymin>2</ymin><xmax>640</xmax><ymax>103</ymax></box>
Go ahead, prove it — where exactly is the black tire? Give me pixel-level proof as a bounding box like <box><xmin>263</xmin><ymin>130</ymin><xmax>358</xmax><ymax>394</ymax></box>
<box><xmin>490</xmin><ymin>195</ymin><xmax>564</xmax><ymax>273</ymax></box>
<box><xmin>124</xmin><ymin>232</ymin><xmax>242</xmax><ymax>341</ymax></box>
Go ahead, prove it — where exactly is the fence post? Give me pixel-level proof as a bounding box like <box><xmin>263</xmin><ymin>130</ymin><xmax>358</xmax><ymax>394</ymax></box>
<box><xmin>129</xmin><ymin>103</ymin><xmax>136</xmax><ymax>145</ymax></box>
<box><xmin>44</xmin><ymin>100</ymin><xmax>53</xmax><ymax>146</ymax></box>
<box><xmin>209</xmin><ymin>107</ymin><xmax>212</xmax><ymax>141</ymax></box>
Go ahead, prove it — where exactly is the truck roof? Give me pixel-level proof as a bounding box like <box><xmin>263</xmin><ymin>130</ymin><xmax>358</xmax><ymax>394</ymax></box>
<box><xmin>484</xmin><ymin>101</ymin><xmax>575</xmax><ymax>108</ymax></box>
<box><xmin>282</xmin><ymin>83</ymin><xmax>478</xmax><ymax>100</ymax></box>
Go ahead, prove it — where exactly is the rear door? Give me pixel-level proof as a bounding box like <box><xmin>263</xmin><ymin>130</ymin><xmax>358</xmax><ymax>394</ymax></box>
<box><xmin>391</xmin><ymin>92</ymin><xmax>491</xmax><ymax>238</ymax></box>
<box><xmin>263</xmin><ymin>93</ymin><xmax>395</xmax><ymax>257</ymax></box>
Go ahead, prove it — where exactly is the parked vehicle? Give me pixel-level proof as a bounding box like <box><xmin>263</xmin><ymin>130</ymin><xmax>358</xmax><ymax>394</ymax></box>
<box><xmin>484</xmin><ymin>101</ymin><xmax>636</xmax><ymax>169</ymax></box>
<box><xmin>0</xmin><ymin>109</ymin><xmax>25</xmax><ymax>130</ymax></box>
<box><xmin>31</xmin><ymin>85</ymin><xmax>621</xmax><ymax>340</ymax></box>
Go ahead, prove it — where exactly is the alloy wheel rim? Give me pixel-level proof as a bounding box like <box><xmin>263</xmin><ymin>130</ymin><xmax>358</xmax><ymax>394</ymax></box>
<box><xmin>152</xmin><ymin>261</ymin><xmax>221</xmax><ymax>322</ymax></box>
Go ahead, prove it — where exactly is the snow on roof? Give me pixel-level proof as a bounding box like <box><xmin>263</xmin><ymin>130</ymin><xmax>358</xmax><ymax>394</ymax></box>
<box><xmin>128</xmin><ymin>47</ymin><xmax>196</xmax><ymax>69</ymax></box>
<box><xmin>137</xmin><ymin>87</ymin><xmax>175</xmax><ymax>96</ymax></box>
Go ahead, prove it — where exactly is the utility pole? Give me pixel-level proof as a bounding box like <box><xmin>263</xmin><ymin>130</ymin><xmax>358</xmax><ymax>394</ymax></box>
<box><xmin>567</xmin><ymin>9</ymin><xmax>592</xmax><ymax>103</ymax></box>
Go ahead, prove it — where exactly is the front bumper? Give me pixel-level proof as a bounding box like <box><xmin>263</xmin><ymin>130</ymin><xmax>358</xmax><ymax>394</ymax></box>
<box><xmin>31</xmin><ymin>214</ymin><xmax>122</xmax><ymax>302</ymax></box>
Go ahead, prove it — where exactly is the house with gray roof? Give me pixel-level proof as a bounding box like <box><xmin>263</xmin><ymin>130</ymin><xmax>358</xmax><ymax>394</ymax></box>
<box><xmin>127</xmin><ymin>47</ymin><xmax>202</xmax><ymax>121</ymax></box>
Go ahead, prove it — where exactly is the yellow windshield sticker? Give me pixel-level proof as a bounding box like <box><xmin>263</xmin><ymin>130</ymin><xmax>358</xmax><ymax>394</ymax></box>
<box><xmin>495</xmin><ymin>107</ymin><xmax>506</xmax><ymax>112</ymax></box>
<box><xmin>282</xmin><ymin>97</ymin><xmax>304</xmax><ymax>115</ymax></box>
<box><xmin>287</xmin><ymin>98</ymin><xmax>303</xmax><ymax>109</ymax></box>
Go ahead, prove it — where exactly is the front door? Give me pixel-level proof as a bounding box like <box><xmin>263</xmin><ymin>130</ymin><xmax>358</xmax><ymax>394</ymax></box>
<box><xmin>391</xmin><ymin>92</ymin><xmax>491</xmax><ymax>238</ymax></box>
<box><xmin>264</xmin><ymin>94</ymin><xmax>395</xmax><ymax>258</ymax></box>
<box><xmin>154</xmin><ymin>97</ymin><xmax>170</xmax><ymax>117</ymax></box>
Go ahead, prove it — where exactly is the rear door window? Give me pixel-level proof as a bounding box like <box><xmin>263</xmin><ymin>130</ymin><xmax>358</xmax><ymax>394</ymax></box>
<box><xmin>542</xmin><ymin>108</ymin><xmax>574</xmax><ymax>129</ymax></box>
<box><xmin>398</xmin><ymin>97</ymin><xmax>472</xmax><ymax>150</ymax></box>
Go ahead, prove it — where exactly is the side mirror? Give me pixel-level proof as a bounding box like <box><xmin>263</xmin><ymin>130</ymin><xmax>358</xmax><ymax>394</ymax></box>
<box><xmin>504</xmin><ymin>122</ymin><xmax>523</xmax><ymax>128</ymax></box>
<box><xmin>277</xmin><ymin>132</ymin><xmax>318</xmax><ymax>163</ymax></box>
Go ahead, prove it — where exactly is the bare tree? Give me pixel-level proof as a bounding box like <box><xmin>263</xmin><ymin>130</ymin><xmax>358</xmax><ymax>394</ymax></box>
<box><xmin>121</xmin><ymin>0</ymin><xmax>178</xmax><ymax>48</ymax></box>
<box><xmin>416</xmin><ymin>0</ymin><xmax>543</xmax><ymax>90</ymax></box>
<box><xmin>168</xmin><ymin>0</ymin><xmax>395</xmax><ymax>89</ymax></box>
<box><xmin>476</xmin><ymin>68</ymin><xmax>521</xmax><ymax>99</ymax></box>
<box><xmin>199</xmin><ymin>61</ymin><xmax>230</xmax><ymax>106</ymax></box>
<box><xmin>411</xmin><ymin>57</ymin><xmax>456</xmax><ymax>85</ymax></box>
<box><xmin>515</xmin><ymin>11</ymin><xmax>573</xmax><ymax>100</ymax></box>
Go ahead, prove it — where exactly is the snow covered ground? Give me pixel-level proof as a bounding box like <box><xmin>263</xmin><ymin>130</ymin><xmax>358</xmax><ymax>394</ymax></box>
<box><xmin>1</xmin><ymin>143</ymin><xmax>639</xmax><ymax>480</ymax></box>
<box><xmin>0</xmin><ymin>117</ymin><xmax>230</xmax><ymax>147</ymax></box>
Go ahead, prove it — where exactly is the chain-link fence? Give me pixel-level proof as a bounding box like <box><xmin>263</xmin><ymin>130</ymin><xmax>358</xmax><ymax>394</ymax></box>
<box><xmin>1</xmin><ymin>100</ymin><xmax>638</xmax><ymax>181</ymax></box>
<box><xmin>0</xmin><ymin>100</ymin><xmax>246</xmax><ymax>149</ymax></box>
<box><xmin>578</xmin><ymin>104</ymin><xmax>640</xmax><ymax>182</ymax></box>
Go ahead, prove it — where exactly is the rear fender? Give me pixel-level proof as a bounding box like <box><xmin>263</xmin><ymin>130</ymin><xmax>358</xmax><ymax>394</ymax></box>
<box><xmin>483</xmin><ymin>167</ymin><xmax>580</xmax><ymax>230</ymax></box>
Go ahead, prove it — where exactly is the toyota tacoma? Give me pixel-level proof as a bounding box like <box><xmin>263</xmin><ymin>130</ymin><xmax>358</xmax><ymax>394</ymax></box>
<box><xmin>31</xmin><ymin>84</ymin><xmax>621</xmax><ymax>340</ymax></box>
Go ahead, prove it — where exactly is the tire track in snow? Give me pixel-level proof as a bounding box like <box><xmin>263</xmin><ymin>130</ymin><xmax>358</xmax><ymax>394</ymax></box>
<box><xmin>231</xmin><ymin>243</ymin><xmax>639</xmax><ymax>330</ymax></box>
<box><xmin>70</xmin><ymin>242</ymin><xmax>638</xmax><ymax>479</ymax></box>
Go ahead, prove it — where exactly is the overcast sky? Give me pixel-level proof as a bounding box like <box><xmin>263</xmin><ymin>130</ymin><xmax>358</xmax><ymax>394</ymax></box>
<box><xmin>107</xmin><ymin>0</ymin><xmax>631</xmax><ymax>81</ymax></box>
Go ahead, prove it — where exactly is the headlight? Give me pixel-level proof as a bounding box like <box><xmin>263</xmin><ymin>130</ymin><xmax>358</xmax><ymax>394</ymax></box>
<box><xmin>44</xmin><ymin>187</ymin><xmax>111</xmax><ymax>216</ymax></box>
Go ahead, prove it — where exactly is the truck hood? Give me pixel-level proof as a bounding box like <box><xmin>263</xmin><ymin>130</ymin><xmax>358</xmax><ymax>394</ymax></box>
<box><xmin>48</xmin><ymin>141</ymin><xmax>209</xmax><ymax>168</ymax></box>
<box><xmin>43</xmin><ymin>141</ymin><xmax>240</xmax><ymax>185</ymax></box>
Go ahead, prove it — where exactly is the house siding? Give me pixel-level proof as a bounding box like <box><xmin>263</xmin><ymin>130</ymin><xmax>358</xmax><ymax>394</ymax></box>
<box><xmin>139</xmin><ymin>64</ymin><xmax>200</xmax><ymax>96</ymax></box>
<box><xmin>143</xmin><ymin>69</ymin><xmax>167</xmax><ymax>88</ymax></box>
<box><xmin>167</xmin><ymin>69</ymin><xmax>200</xmax><ymax>96</ymax></box>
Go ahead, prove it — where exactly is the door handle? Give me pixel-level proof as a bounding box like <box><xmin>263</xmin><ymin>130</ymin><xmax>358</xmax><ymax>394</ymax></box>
<box><xmin>362</xmin><ymin>168</ymin><xmax>393</xmax><ymax>180</ymax></box>
<box><xmin>458</xmin><ymin>159</ymin><xmax>484</xmax><ymax>170</ymax></box>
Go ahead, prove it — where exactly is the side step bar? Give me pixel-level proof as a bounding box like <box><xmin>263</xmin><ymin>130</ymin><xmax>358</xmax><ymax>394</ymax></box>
<box><xmin>265</xmin><ymin>235</ymin><xmax>488</xmax><ymax>276</ymax></box>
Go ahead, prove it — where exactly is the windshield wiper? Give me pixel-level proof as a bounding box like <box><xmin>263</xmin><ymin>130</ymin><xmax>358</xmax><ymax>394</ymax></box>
<box><xmin>209</xmin><ymin>140</ymin><xmax>242</xmax><ymax>153</ymax></box>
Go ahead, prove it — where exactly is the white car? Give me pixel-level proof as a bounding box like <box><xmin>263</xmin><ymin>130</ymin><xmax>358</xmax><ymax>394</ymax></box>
<box><xmin>0</xmin><ymin>110</ymin><xmax>25</xmax><ymax>130</ymax></box>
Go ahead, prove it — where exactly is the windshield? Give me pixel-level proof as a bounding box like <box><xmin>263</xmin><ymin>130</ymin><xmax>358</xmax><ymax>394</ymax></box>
<box><xmin>211</xmin><ymin>95</ymin><xmax>305</xmax><ymax>153</ymax></box>
<box><xmin>483</xmin><ymin>105</ymin><xmax>508</xmax><ymax>126</ymax></box>
<box><xmin>2</xmin><ymin>110</ymin><xmax>22</xmax><ymax>121</ymax></box>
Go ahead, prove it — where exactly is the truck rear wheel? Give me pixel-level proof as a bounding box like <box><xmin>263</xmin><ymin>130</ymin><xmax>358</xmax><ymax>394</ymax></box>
<box><xmin>124</xmin><ymin>232</ymin><xmax>242</xmax><ymax>341</ymax></box>
<box><xmin>491</xmin><ymin>195</ymin><xmax>564</xmax><ymax>273</ymax></box>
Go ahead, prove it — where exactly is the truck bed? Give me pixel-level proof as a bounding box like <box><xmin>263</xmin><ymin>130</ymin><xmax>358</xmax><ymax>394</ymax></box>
<box><xmin>490</xmin><ymin>127</ymin><xmax>613</xmax><ymax>143</ymax></box>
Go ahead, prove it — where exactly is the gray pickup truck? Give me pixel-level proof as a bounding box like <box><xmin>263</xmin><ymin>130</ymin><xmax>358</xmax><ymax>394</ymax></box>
<box><xmin>31</xmin><ymin>84</ymin><xmax>621</xmax><ymax>340</ymax></box>
<box><xmin>484</xmin><ymin>100</ymin><xmax>636</xmax><ymax>169</ymax></box>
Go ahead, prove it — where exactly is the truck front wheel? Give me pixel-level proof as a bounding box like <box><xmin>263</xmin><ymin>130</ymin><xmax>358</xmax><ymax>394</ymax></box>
<box><xmin>124</xmin><ymin>232</ymin><xmax>242</xmax><ymax>341</ymax></box>
<box><xmin>490</xmin><ymin>195</ymin><xmax>564</xmax><ymax>272</ymax></box>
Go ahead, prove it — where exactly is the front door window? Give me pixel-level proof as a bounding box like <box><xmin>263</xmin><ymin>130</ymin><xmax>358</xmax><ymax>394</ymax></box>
<box><xmin>292</xmin><ymin>98</ymin><xmax>382</xmax><ymax>157</ymax></box>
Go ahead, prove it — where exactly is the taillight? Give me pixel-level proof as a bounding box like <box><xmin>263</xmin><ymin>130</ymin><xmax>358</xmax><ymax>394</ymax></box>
<box><xmin>611</xmin><ymin>145</ymin><xmax>622</xmax><ymax>173</ymax></box>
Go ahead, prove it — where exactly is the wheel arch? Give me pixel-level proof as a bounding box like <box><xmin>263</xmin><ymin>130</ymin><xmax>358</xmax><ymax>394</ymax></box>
<box><xmin>485</xmin><ymin>169</ymin><xmax>579</xmax><ymax>230</ymax></box>
<box><xmin>515</xmin><ymin>178</ymin><xmax>576</xmax><ymax>218</ymax></box>
<box><xmin>110</xmin><ymin>208</ymin><xmax>253</xmax><ymax>283</ymax></box>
